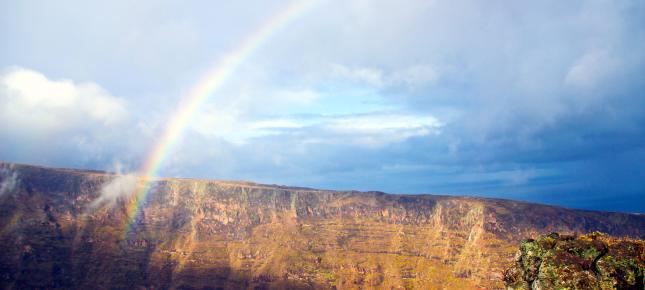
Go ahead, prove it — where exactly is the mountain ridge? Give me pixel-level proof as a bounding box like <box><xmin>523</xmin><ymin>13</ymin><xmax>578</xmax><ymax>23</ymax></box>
<box><xmin>3</xmin><ymin>161</ymin><xmax>640</xmax><ymax>216</ymax></box>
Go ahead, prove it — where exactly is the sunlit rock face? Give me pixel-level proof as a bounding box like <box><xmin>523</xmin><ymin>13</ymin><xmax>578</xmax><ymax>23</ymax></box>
<box><xmin>0</xmin><ymin>162</ymin><xmax>644</xmax><ymax>289</ymax></box>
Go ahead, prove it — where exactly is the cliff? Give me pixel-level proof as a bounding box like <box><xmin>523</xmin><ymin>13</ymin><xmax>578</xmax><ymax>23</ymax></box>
<box><xmin>1</xmin><ymin>162</ymin><xmax>644</xmax><ymax>289</ymax></box>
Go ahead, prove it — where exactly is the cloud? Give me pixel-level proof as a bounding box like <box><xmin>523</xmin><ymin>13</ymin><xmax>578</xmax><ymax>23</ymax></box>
<box><xmin>248</xmin><ymin>119</ymin><xmax>305</xmax><ymax>130</ymax></box>
<box><xmin>392</xmin><ymin>65</ymin><xmax>439</xmax><ymax>88</ymax></box>
<box><xmin>328</xmin><ymin>64</ymin><xmax>439</xmax><ymax>89</ymax></box>
<box><xmin>0</xmin><ymin>165</ymin><xmax>19</xmax><ymax>196</ymax></box>
<box><xmin>0</xmin><ymin>67</ymin><xmax>128</xmax><ymax>133</ymax></box>
<box><xmin>565</xmin><ymin>49</ymin><xmax>618</xmax><ymax>88</ymax></box>
<box><xmin>318</xmin><ymin>113</ymin><xmax>441</xmax><ymax>146</ymax></box>
<box><xmin>90</xmin><ymin>162</ymin><xmax>138</xmax><ymax>208</ymax></box>
<box><xmin>189</xmin><ymin>109</ymin><xmax>441</xmax><ymax>147</ymax></box>
<box><xmin>0</xmin><ymin>67</ymin><xmax>147</xmax><ymax>170</ymax></box>
<box><xmin>330</xmin><ymin>64</ymin><xmax>385</xmax><ymax>87</ymax></box>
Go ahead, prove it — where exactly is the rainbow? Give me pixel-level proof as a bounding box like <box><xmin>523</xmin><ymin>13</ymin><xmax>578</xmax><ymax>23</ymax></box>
<box><xmin>121</xmin><ymin>0</ymin><xmax>318</xmax><ymax>236</ymax></box>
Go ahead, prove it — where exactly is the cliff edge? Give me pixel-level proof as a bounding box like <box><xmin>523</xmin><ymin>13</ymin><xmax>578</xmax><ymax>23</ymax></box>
<box><xmin>1</xmin><ymin>162</ymin><xmax>644</xmax><ymax>289</ymax></box>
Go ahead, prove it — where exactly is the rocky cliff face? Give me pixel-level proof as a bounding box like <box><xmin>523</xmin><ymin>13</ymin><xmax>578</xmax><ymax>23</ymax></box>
<box><xmin>503</xmin><ymin>232</ymin><xmax>644</xmax><ymax>290</ymax></box>
<box><xmin>0</xmin><ymin>162</ymin><xmax>644</xmax><ymax>289</ymax></box>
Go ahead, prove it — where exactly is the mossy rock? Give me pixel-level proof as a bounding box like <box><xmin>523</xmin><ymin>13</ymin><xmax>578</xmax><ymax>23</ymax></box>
<box><xmin>503</xmin><ymin>232</ymin><xmax>644</xmax><ymax>290</ymax></box>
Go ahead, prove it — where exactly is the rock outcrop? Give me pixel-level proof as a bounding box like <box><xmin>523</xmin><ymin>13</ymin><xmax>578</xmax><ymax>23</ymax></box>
<box><xmin>1</xmin><ymin>162</ymin><xmax>644</xmax><ymax>289</ymax></box>
<box><xmin>504</xmin><ymin>232</ymin><xmax>644</xmax><ymax>290</ymax></box>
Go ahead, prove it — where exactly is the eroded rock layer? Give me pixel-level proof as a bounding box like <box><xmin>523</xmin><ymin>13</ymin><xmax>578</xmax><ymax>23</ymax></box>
<box><xmin>0</xmin><ymin>162</ymin><xmax>644</xmax><ymax>289</ymax></box>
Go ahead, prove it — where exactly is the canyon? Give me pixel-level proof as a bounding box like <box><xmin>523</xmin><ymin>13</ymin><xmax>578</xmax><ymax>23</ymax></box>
<box><xmin>0</xmin><ymin>162</ymin><xmax>643</xmax><ymax>289</ymax></box>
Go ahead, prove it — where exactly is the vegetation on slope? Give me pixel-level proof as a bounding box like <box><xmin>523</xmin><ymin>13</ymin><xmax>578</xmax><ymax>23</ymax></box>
<box><xmin>504</xmin><ymin>232</ymin><xmax>644</xmax><ymax>290</ymax></box>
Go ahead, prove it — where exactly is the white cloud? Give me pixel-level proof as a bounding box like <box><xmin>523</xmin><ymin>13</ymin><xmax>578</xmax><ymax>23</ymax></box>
<box><xmin>392</xmin><ymin>65</ymin><xmax>439</xmax><ymax>88</ymax></box>
<box><xmin>0</xmin><ymin>165</ymin><xmax>19</xmax><ymax>196</ymax></box>
<box><xmin>325</xmin><ymin>114</ymin><xmax>440</xmax><ymax>134</ymax></box>
<box><xmin>0</xmin><ymin>67</ymin><xmax>129</xmax><ymax>135</ymax></box>
<box><xmin>190</xmin><ymin>104</ymin><xmax>242</xmax><ymax>138</ymax></box>
<box><xmin>248</xmin><ymin>119</ymin><xmax>305</xmax><ymax>130</ymax></box>
<box><xmin>274</xmin><ymin>89</ymin><xmax>320</xmax><ymax>105</ymax></box>
<box><xmin>319</xmin><ymin>113</ymin><xmax>442</xmax><ymax>147</ymax></box>
<box><xmin>505</xmin><ymin>169</ymin><xmax>538</xmax><ymax>186</ymax></box>
<box><xmin>565</xmin><ymin>49</ymin><xmax>618</xmax><ymax>88</ymax></box>
<box><xmin>90</xmin><ymin>162</ymin><xmax>138</xmax><ymax>208</ymax></box>
<box><xmin>329</xmin><ymin>64</ymin><xmax>439</xmax><ymax>89</ymax></box>
<box><xmin>190</xmin><ymin>110</ymin><xmax>299</xmax><ymax>144</ymax></box>
<box><xmin>189</xmin><ymin>108</ymin><xmax>441</xmax><ymax>147</ymax></box>
<box><xmin>188</xmin><ymin>88</ymin><xmax>320</xmax><ymax>141</ymax></box>
<box><xmin>330</xmin><ymin>64</ymin><xmax>385</xmax><ymax>87</ymax></box>
<box><xmin>0</xmin><ymin>67</ymin><xmax>145</xmax><ymax>170</ymax></box>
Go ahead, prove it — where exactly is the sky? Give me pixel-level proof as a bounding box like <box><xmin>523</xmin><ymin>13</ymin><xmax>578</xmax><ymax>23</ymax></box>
<box><xmin>1</xmin><ymin>0</ymin><xmax>644</xmax><ymax>213</ymax></box>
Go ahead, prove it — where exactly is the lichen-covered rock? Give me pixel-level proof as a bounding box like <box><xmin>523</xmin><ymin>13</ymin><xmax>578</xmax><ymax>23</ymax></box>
<box><xmin>504</xmin><ymin>232</ymin><xmax>644</xmax><ymax>290</ymax></box>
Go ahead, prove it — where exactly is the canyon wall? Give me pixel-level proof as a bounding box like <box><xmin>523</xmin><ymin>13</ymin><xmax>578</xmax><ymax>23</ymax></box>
<box><xmin>0</xmin><ymin>163</ymin><xmax>643</xmax><ymax>289</ymax></box>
